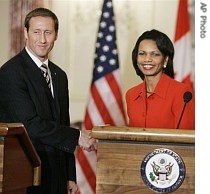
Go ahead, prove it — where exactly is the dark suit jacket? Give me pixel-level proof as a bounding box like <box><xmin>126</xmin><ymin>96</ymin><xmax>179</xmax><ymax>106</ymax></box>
<box><xmin>0</xmin><ymin>48</ymin><xmax>80</xmax><ymax>194</ymax></box>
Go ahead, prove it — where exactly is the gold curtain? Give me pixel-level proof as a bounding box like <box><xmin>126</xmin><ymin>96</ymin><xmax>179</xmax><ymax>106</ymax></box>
<box><xmin>10</xmin><ymin>0</ymin><xmax>44</xmax><ymax>57</ymax></box>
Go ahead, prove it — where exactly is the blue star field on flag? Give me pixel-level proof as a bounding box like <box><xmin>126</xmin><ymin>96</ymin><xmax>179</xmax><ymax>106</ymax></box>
<box><xmin>92</xmin><ymin>0</ymin><xmax>119</xmax><ymax>83</ymax></box>
<box><xmin>76</xmin><ymin>1</ymin><xmax>126</xmax><ymax>193</ymax></box>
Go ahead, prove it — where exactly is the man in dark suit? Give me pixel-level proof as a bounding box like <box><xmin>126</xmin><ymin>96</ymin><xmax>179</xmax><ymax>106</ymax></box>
<box><xmin>0</xmin><ymin>8</ymin><xmax>95</xmax><ymax>194</ymax></box>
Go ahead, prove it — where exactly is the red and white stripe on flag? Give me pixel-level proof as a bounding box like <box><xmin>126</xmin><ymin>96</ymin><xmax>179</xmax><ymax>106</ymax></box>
<box><xmin>173</xmin><ymin>0</ymin><xmax>194</xmax><ymax>88</ymax></box>
<box><xmin>76</xmin><ymin>71</ymin><xmax>126</xmax><ymax>194</ymax></box>
<box><xmin>76</xmin><ymin>0</ymin><xmax>126</xmax><ymax>193</ymax></box>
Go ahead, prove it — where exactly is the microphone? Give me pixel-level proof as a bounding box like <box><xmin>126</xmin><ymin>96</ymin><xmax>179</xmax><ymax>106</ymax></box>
<box><xmin>176</xmin><ymin>91</ymin><xmax>192</xmax><ymax>129</ymax></box>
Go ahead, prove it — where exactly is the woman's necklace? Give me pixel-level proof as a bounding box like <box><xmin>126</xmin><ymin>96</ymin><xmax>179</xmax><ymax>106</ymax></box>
<box><xmin>146</xmin><ymin>85</ymin><xmax>154</xmax><ymax>96</ymax></box>
<box><xmin>146</xmin><ymin>91</ymin><xmax>153</xmax><ymax>94</ymax></box>
<box><xmin>146</xmin><ymin>86</ymin><xmax>153</xmax><ymax>94</ymax></box>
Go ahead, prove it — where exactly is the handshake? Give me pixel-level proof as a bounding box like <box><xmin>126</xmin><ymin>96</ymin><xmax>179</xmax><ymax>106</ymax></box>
<box><xmin>78</xmin><ymin>130</ymin><xmax>97</xmax><ymax>152</ymax></box>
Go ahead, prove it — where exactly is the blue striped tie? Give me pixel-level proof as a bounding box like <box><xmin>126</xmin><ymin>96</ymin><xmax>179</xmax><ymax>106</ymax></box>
<box><xmin>40</xmin><ymin>64</ymin><xmax>51</xmax><ymax>89</ymax></box>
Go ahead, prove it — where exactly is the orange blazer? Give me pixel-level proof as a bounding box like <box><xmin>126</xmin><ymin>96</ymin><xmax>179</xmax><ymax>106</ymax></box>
<box><xmin>125</xmin><ymin>74</ymin><xmax>195</xmax><ymax>130</ymax></box>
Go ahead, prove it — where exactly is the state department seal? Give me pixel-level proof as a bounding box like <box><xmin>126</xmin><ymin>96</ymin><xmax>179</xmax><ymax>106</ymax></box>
<box><xmin>140</xmin><ymin>148</ymin><xmax>185</xmax><ymax>193</ymax></box>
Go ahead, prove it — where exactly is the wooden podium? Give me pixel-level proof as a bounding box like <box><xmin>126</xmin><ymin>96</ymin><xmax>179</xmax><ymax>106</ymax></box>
<box><xmin>92</xmin><ymin>126</ymin><xmax>194</xmax><ymax>194</ymax></box>
<box><xmin>0</xmin><ymin>123</ymin><xmax>41</xmax><ymax>194</ymax></box>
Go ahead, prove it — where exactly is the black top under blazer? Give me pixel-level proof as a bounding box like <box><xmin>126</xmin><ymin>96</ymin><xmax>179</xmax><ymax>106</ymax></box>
<box><xmin>0</xmin><ymin>48</ymin><xmax>80</xmax><ymax>194</ymax></box>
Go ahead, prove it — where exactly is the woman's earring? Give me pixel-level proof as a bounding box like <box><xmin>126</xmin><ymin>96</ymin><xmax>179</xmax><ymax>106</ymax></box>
<box><xmin>163</xmin><ymin>64</ymin><xmax>167</xmax><ymax>68</ymax></box>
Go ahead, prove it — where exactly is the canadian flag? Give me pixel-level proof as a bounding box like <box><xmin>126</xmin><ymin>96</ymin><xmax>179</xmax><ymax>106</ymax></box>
<box><xmin>173</xmin><ymin>0</ymin><xmax>194</xmax><ymax>89</ymax></box>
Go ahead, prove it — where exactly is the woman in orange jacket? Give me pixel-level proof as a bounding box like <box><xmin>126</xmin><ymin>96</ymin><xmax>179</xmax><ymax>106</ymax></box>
<box><xmin>126</xmin><ymin>29</ymin><xmax>195</xmax><ymax>130</ymax></box>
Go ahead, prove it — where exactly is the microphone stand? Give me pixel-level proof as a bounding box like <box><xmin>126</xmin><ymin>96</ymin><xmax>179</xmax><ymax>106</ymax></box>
<box><xmin>176</xmin><ymin>102</ymin><xmax>187</xmax><ymax>129</ymax></box>
<box><xmin>176</xmin><ymin>91</ymin><xmax>192</xmax><ymax>129</ymax></box>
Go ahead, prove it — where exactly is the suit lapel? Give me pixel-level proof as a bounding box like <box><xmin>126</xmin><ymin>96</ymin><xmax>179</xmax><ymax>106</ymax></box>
<box><xmin>49</xmin><ymin>63</ymin><xmax>61</xmax><ymax>122</ymax></box>
<box><xmin>21</xmin><ymin>49</ymin><xmax>53</xmax><ymax>97</ymax></box>
<box><xmin>21</xmin><ymin>49</ymin><xmax>58</xmax><ymax>120</ymax></box>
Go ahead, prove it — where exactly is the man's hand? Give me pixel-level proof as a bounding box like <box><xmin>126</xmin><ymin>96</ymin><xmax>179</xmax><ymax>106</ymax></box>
<box><xmin>78</xmin><ymin>130</ymin><xmax>97</xmax><ymax>151</ymax></box>
<box><xmin>67</xmin><ymin>181</ymin><xmax>78</xmax><ymax>194</ymax></box>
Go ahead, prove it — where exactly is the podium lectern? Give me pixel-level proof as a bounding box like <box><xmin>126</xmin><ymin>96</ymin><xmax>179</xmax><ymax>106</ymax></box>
<box><xmin>0</xmin><ymin>123</ymin><xmax>41</xmax><ymax>194</ymax></box>
<box><xmin>92</xmin><ymin>126</ymin><xmax>194</xmax><ymax>194</ymax></box>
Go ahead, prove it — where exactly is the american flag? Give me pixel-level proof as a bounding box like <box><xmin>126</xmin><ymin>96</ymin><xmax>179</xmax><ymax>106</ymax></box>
<box><xmin>76</xmin><ymin>0</ymin><xmax>126</xmax><ymax>193</ymax></box>
<box><xmin>173</xmin><ymin>0</ymin><xmax>194</xmax><ymax>88</ymax></box>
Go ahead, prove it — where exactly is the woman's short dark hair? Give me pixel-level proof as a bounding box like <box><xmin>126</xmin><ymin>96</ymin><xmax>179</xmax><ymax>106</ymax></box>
<box><xmin>132</xmin><ymin>29</ymin><xmax>174</xmax><ymax>80</ymax></box>
<box><xmin>25</xmin><ymin>7</ymin><xmax>59</xmax><ymax>33</ymax></box>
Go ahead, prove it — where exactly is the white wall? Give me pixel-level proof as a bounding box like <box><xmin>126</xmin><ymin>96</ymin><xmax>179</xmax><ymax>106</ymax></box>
<box><xmin>49</xmin><ymin>0</ymin><xmax>180</xmax><ymax>122</ymax></box>
<box><xmin>0</xmin><ymin>0</ymin><xmax>10</xmax><ymax>64</ymax></box>
<box><xmin>0</xmin><ymin>0</ymin><xmax>187</xmax><ymax>123</ymax></box>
